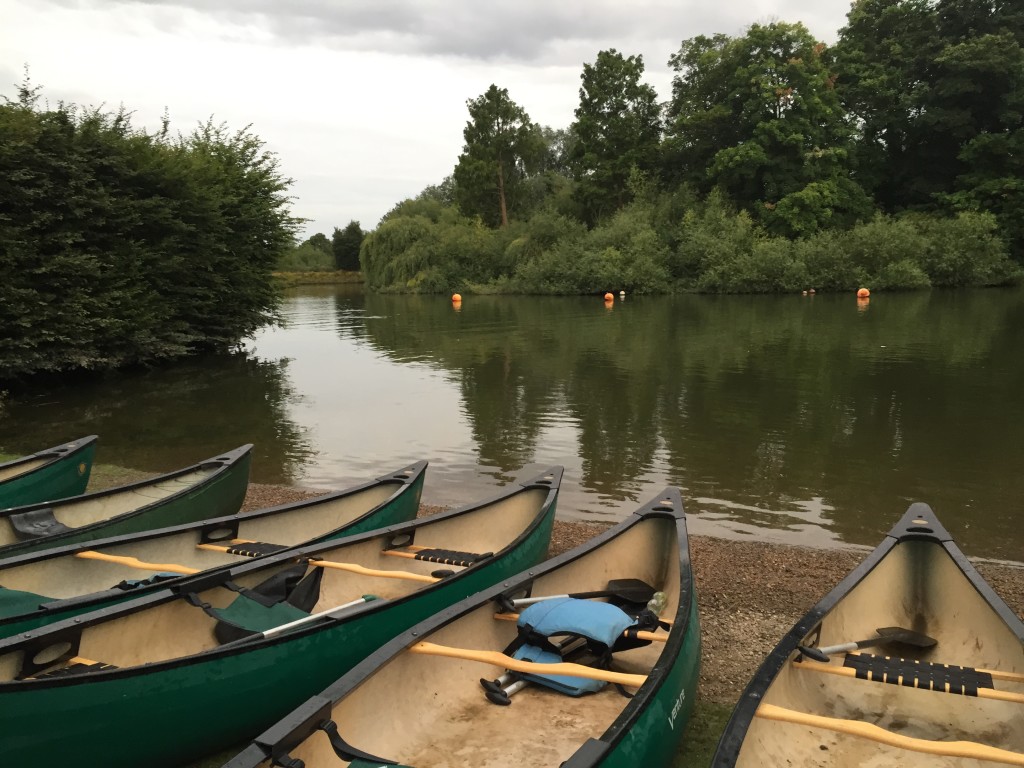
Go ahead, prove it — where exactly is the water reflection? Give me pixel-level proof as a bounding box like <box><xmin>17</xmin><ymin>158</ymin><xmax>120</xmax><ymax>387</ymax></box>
<box><xmin>2</xmin><ymin>286</ymin><xmax>1022</xmax><ymax>559</ymax></box>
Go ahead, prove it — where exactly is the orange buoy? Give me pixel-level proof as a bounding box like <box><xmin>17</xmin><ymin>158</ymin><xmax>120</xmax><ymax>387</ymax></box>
<box><xmin>857</xmin><ymin>288</ymin><xmax>870</xmax><ymax>298</ymax></box>
<box><xmin>452</xmin><ymin>293</ymin><xmax>462</xmax><ymax>303</ymax></box>
<box><xmin>604</xmin><ymin>292</ymin><xmax>614</xmax><ymax>301</ymax></box>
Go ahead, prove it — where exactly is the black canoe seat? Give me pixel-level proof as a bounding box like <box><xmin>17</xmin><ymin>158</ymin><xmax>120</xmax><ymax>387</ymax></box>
<box><xmin>0</xmin><ymin>585</ymin><xmax>53</xmax><ymax>615</ymax></box>
<box><xmin>388</xmin><ymin>547</ymin><xmax>493</xmax><ymax>568</ymax></box>
<box><xmin>844</xmin><ymin>653</ymin><xmax>995</xmax><ymax>696</ymax></box>
<box><xmin>215</xmin><ymin>541</ymin><xmax>290</xmax><ymax>558</ymax></box>
<box><xmin>30</xmin><ymin>657</ymin><xmax>118</xmax><ymax>679</ymax></box>
<box><xmin>7</xmin><ymin>508</ymin><xmax>73</xmax><ymax>540</ymax></box>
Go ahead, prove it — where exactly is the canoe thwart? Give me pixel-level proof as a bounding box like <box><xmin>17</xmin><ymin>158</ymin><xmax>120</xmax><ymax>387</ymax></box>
<box><xmin>383</xmin><ymin>546</ymin><xmax>493</xmax><ymax>567</ymax></box>
<box><xmin>755</xmin><ymin>703</ymin><xmax>1024</xmax><ymax>765</ymax></box>
<box><xmin>307</xmin><ymin>558</ymin><xmax>440</xmax><ymax>583</ymax></box>
<box><xmin>793</xmin><ymin>657</ymin><xmax>1024</xmax><ymax>704</ymax></box>
<box><xmin>28</xmin><ymin>656</ymin><xmax>118</xmax><ymax>680</ymax></box>
<box><xmin>6</xmin><ymin>508</ymin><xmax>72</xmax><ymax>541</ymax></box>
<box><xmin>408</xmin><ymin>641</ymin><xmax>648</xmax><ymax>687</ymax></box>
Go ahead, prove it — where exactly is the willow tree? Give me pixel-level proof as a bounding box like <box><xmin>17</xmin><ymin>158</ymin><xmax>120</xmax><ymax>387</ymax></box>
<box><xmin>453</xmin><ymin>85</ymin><xmax>544</xmax><ymax>228</ymax></box>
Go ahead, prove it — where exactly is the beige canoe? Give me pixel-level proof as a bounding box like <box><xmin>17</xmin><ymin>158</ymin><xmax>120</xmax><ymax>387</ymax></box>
<box><xmin>714</xmin><ymin>502</ymin><xmax>1024</xmax><ymax>768</ymax></box>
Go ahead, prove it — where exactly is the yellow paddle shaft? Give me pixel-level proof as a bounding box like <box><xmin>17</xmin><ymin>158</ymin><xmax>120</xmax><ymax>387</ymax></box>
<box><xmin>409</xmin><ymin>641</ymin><xmax>647</xmax><ymax>687</ymax></box>
<box><xmin>793</xmin><ymin>660</ymin><xmax>1024</xmax><ymax>704</ymax></box>
<box><xmin>756</xmin><ymin>703</ymin><xmax>1024</xmax><ymax>766</ymax></box>
<box><xmin>77</xmin><ymin>548</ymin><xmax>437</xmax><ymax>584</ymax></box>
<box><xmin>74</xmin><ymin>550</ymin><xmax>198</xmax><ymax>574</ymax></box>
<box><xmin>491</xmin><ymin>612</ymin><xmax>666</xmax><ymax>642</ymax></box>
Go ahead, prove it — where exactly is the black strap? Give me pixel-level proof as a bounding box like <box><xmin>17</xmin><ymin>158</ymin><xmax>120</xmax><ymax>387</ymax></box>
<box><xmin>844</xmin><ymin>653</ymin><xmax>994</xmax><ymax>696</ymax></box>
<box><xmin>221</xmin><ymin>541</ymin><xmax>289</xmax><ymax>557</ymax></box>
<box><xmin>409</xmin><ymin>548</ymin><xmax>492</xmax><ymax>567</ymax></box>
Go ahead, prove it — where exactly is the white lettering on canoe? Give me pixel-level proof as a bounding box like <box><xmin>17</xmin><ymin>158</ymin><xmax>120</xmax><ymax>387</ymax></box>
<box><xmin>667</xmin><ymin>688</ymin><xmax>687</xmax><ymax>730</ymax></box>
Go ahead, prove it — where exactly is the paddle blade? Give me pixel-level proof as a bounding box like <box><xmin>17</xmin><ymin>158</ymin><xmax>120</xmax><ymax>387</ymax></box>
<box><xmin>874</xmin><ymin>626</ymin><xmax>937</xmax><ymax>648</ymax></box>
<box><xmin>604</xmin><ymin>579</ymin><xmax>657</xmax><ymax>604</ymax></box>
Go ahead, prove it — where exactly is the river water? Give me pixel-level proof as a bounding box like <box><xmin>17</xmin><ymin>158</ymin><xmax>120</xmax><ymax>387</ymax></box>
<box><xmin>3</xmin><ymin>285</ymin><xmax>1023</xmax><ymax>559</ymax></box>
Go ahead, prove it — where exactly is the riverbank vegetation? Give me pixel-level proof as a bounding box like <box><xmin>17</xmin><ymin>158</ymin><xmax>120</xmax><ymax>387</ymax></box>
<box><xmin>361</xmin><ymin>2</ymin><xmax>1024</xmax><ymax>294</ymax></box>
<box><xmin>0</xmin><ymin>79</ymin><xmax>299</xmax><ymax>381</ymax></box>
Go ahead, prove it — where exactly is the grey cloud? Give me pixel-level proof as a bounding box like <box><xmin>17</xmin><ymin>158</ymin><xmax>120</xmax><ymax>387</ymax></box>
<box><xmin>36</xmin><ymin>0</ymin><xmax>850</xmax><ymax>66</ymax></box>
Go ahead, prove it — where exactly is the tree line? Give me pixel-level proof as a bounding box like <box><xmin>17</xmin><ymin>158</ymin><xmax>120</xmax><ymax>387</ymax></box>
<box><xmin>362</xmin><ymin>0</ymin><xmax>1024</xmax><ymax>294</ymax></box>
<box><xmin>0</xmin><ymin>79</ymin><xmax>299</xmax><ymax>381</ymax></box>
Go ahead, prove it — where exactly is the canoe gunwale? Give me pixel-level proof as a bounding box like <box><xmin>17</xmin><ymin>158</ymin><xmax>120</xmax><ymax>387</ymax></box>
<box><xmin>0</xmin><ymin>465</ymin><xmax>563</xmax><ymax>689</ymax></box>
<box><xmin>243</xmin><ymin>488</ymin><xmax>698</xmax><ymax>768</ymax></box>
<box><xmin>0</xmin><ymin>436</ymin><xmax>98</xmax><ymax>479</ymax></box>
<box><xmin>711</xmin><ymin>501</ymin><xmax>1024</xmax><ymax>767</ymax></box>
<box><xmin>0</xmin><ymin>460</ymin><xmax>427</xmax><ymax>633</ymax></box>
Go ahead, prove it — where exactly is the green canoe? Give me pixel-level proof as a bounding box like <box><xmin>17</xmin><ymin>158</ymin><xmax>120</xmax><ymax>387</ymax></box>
<box><xmin>0</xmin><ymin>466</ymin><xmax>563</xmax><ymax>767</ymax></box>
<box><xmin>224</xmin><ymin>487</ymin><xmax>701</xmax><ymax>768</ymax></box>
<box><xmin>0</xmin><ymin>460</ymin><xmax>427</xmax><ymax>638</ymax></box>
<box><xmin>0</xmin><ymin>444</ymin><xmax>252</xmax><ymax>558</ymax></box>
<box><xmin>0</xmin><ymin>435</ymin><xmax>97</xmax><ymax>509</ymax></box>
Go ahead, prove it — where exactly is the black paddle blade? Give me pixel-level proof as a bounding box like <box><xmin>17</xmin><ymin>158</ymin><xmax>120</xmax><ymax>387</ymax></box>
<box><xmin>875</xmin><ymin>626</ymin><xmax>938</xmax><ymax>648</ymax></box>
<box><xmin>572</xmin><ymin>579</ymin><xmax>656</xmax><ymax>604</ymax></box>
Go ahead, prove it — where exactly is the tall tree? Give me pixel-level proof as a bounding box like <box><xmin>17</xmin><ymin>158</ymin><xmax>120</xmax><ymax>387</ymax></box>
<box><xmin>667</xmin><ymin>22</ymin><xmax>871</xmax><ymax>236</ymax></box>
<box><xmin>332</xmin><ymin>220</ymin><xmax>364</xmax><ymax>271</ymax></box>
<box><xmin>453</xmin><ymin>85</ymin><xmax>544</xmax><ymax>228</ymax></box>
<box><xmin>569</xmin><ymin>49</ymin><xmax>662</xmax><ymax>225</ymax></box>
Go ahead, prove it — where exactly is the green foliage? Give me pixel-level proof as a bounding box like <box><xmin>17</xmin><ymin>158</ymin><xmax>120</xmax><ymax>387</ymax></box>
<box><xmin>453</xmin><ymin>85</ymin><xmax>546</xmax><ymax>228</ymax></box>
<box><xmin>332</xmin><ymin>220</ymin><xmax>364</xmax><ymax>271</ymax></box>
<box><xmin>570</xmin><ymin>49</ymin><xmax>662</xmax><ymax>225</ymax></box>
<box><xmin>668</xmin><ymin>23</ymin><xmax>869</xmax><ymax>236</ymax></box>
<box><xmin>277</xmin><ymin>242</ymin><xmax>335</xmax><ymax>272</ymax></box>
<box><xmin>0</xmin><ymin>81</ymin><xmax>299</xmax><ymax>380</ymax></box>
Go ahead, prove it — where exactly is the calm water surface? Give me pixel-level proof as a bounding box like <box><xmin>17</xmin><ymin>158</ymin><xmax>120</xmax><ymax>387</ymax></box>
<box><xmin>3</xmin><ymin>286</ymin><xmax>1023</xmax><ymax>560</ymax></box>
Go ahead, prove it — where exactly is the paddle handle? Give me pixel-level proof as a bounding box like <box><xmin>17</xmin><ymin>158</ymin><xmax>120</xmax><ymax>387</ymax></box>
<box><xmin>409</xmin><ymin>641</ymin><xmax>647</xmax><ymax>687</ymax></box>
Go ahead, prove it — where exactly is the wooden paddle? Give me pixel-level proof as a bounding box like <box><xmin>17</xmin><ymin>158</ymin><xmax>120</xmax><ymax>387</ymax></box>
<box><xmin>491</xmin><ymin>611</ymin><xmax>668</xmax><ymax>643</ymax></box>
<box><xmin>409</xmin><ymin>641</ymin><xmax>647</xmax><ymax>687</ymax></box>
<box><xmin>74</xmin><ymin>551</ymin><xmax>198</xmax><ymax>574</ymax></box>
<box><xmin>793</xmin><ymin>660</ymin><xmax>1024</xmax><ymax>703</ymax></box>
<box><xmin>798</xmin><ymin>626</ymin><xmax>936</xmax><ymax>662</ymax></box>
<box><xmin>77</xmin><ymin>549</ymin><xmax>438</xmax><ymax>583</ymax></box>
<box><xmin>503</xmin><ymin>579</ymin><xmax>656</xmax><ymax>609</ymax></box>
<box><xmin>756</xmin><ymin>703</ymin><xmax>1024</xmax><ymax>765</ymax></box>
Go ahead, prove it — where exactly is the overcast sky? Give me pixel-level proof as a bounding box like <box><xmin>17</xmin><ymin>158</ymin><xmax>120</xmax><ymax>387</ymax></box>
<box><xmin>3</xmin><ymin>0</ymin><xmax>854</xmax><ymax>239</ymax></box>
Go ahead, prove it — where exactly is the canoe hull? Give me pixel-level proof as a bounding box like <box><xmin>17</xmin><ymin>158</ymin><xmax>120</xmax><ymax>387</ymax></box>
<box><xmin>0</xmin><ymin>436</ymin><xmax>97</xmax><ymax>509</ymax></box>
<box><xmin>0</xmin><ymin>473</ymin><xmax>557</xmax><ymax>767</ymax></box>
<box><xmin>712</xmin><ymin>503</ymin><xmax>1024</xmax><ymax>767</ymax></box>
<box><xmin>227</xmin><ymin>488</ymin><xmax>699</xmax><ymax>768</ymax></box>
<box><xmin>0</xmin><ymin>445</ymin><xmax>252</xmax><ymax>557</ymax></box>
<box><xmin>0</xmin><ymin>461</ymin><xmax>426</xmax><ymax>638</ymax></box>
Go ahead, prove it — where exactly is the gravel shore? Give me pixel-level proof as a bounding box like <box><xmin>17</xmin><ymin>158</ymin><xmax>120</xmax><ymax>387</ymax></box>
<box><xmin>240</xmin><ymin>483</ymin><xmax>1024</xmax><ymax>708</ymax></box>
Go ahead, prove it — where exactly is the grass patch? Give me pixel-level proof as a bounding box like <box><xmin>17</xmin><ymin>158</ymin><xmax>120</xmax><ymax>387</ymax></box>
<box><xmin>675</xmin><ymin>699</ymin><xmax>734</xmax><ymax>767</ymax></box>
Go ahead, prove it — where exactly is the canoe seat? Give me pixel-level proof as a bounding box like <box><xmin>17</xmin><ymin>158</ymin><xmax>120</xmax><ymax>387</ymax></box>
<box><xmin>500</xmin><ymin>597</ymin><xmax>637</xmax><ymax>698</ymax></box>
<box><xmin>208</xmin><ymin>540</ymin><xmax>289</xmax><ymax>558</ymax></box>
<box><xmin>844</xmin><ymin>653</ymin><xmax>995</xmax><ymax>695</ymax></box>
<box><xmin>6</xmin><ymin>508</ymin><xmax>72</xmax><ymax>540</ymax></box>
<box><xmin>390</xmin><ymin>547</ymin><xmax>492</xmax><ymax>567</ymax></box>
